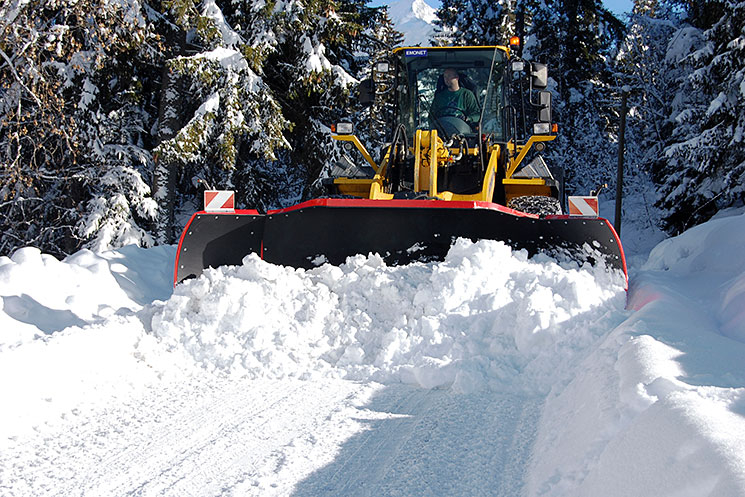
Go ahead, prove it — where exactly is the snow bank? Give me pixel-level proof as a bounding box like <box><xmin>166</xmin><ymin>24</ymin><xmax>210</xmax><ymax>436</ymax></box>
<box><xmin>149</xmin><ymin>239</ymin><xmax>627</xmax><ymax>394</ymax></box>
<box><xmin>0</xmin><ymin>245</ymin><xmax>172</xmax><ymax>347</ymax></box>
<box><xmin>527</xmin><ymin>209</ymin><xmax>745</xmax><ymax>496</ymax></box>
<box><xmin>643</xmin><ymin>207</ymin><xmax>745</xmax><ymax>275</ymax></box>
<box><xmin>0</xmin><ymin>245</ymin><xmax>175</xmax><ymax>438</ymax></box>
<box><xmin>644</xmin><ymin>208</ymin><xmax>745</xmax><ymax>342</ymax></box>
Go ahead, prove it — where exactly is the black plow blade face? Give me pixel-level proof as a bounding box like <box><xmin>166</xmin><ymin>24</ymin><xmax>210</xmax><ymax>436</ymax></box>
<box><xmin>174</xmin><ymin>199</ymin><xmax>627</xmax><ymax>285</ymax></box>
<box><xmin>174</xmin><ymin>212</ymin><xmax>265</xmax><ymax>285</ymax></box>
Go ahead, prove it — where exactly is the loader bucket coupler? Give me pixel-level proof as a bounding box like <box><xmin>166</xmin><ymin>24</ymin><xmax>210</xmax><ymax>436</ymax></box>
<box><xmin>174</xmin><ymin>199</ymin><xmax>627</xmax><ymax>286</ymax></box>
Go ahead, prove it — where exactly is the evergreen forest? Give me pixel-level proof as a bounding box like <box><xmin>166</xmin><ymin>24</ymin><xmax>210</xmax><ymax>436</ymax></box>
<box><xmin>1</xmin><ymin>0</ymin><xmax>743</xmax><ymax>258</ymax></box>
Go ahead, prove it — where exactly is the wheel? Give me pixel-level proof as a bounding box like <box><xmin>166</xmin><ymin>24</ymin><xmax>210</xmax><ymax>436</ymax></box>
<box><xmin>507</xmin><ymin>195</ymin><xmax>563</xmax><ymax>216</ymax></box>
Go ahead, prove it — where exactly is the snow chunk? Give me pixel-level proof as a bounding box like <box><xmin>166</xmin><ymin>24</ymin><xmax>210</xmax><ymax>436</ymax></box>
<box><xmin>202</xmin><ymin>92</ymin><xmax>220</xmax><ymax>114</ymax></box>
<box><xmin>665</xmin><ymin>26</ymin><xmax>703</xmax><ymax>64</ymax></box>
<box><xmin>706</xmin><ymin>91</ymin><xmax>727</xmax><ymax>117</ymax></box>
<box><xmin>303</xmin><ymin>37</ymin><xmax>331</xmax><ymax>73</ymax></box>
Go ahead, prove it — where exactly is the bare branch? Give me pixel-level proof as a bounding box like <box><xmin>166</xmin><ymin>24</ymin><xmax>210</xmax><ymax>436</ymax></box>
<box><xmin>0</xmin><ymin>46</ymin><xmax>42</xmax><ymax>107</ymax></box>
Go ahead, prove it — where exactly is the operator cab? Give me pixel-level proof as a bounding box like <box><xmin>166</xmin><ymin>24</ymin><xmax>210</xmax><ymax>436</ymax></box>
<box><xmin>387</xmin><ymin>47</ymin><xmax>510</xmax><ymax>195</ymax></box>
<box><xmin>394</xmin><ymin>47</ymin><xmax>509</xmax><ymax>144</ymax></box>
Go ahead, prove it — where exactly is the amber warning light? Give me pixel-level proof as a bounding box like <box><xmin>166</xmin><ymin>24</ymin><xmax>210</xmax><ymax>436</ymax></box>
<box><xmin>509</xmin><ymin>36</ymin><xmax>520</xmax><ymax>47</ymax></box>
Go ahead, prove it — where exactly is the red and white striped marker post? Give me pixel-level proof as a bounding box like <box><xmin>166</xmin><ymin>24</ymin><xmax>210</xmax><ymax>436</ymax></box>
<box><xmin>203</xmin><ymin>190</ymin><xmax>235</xmax><ymax>212</ymax></box>
<box><xmin>568</xmin><ymin>196</ymin><xmax>599</xmax><ymax>217</ymax></box>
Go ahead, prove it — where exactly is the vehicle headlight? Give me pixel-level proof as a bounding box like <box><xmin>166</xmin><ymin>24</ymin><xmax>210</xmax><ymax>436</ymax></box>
<box><xmin>333</xmin><ymin>122</ymin><xmax>354</xmax><ymax>134</ymax></box>
<box><xmin>533</xmin><ymin>122</ymin><xmax>551</xmax><ymax>135</ymax></box>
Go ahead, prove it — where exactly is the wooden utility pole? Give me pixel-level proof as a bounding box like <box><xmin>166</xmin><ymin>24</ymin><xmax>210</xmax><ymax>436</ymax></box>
<box><xmin>615</xmin><ymin>86</ymin><xmax>630</xmax><ymax>235</ymax></box>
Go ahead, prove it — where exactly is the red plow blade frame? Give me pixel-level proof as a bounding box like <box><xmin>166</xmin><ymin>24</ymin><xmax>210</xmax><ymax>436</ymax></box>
<box><xmin>174</xmin><ymin>198</ymin><xmax>627</xmax><ymax>286</ymax></box>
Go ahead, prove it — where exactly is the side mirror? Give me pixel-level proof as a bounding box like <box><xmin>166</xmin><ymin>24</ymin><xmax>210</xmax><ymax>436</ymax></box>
<box><xmin>531</xmin><ymin>63</ymin><xmax>548</xmax><ymax>89</ymax></box>
<box><xmin>538</xmin><ymin>91</ymin><xmax>551</xmax><ymax>123</ymax></box>
<box><xmin>358</xmin><ymin>79</ymin><xmax>374</xmax><ymax>106</ymax></box>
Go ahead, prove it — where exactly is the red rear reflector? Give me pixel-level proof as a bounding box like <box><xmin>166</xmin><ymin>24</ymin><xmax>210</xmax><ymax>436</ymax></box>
<box><xmin>204</xmin><ymin>190</ymin><xmax>235</xmax><ymax>212</ymax></box>
<box><xmin>568</xmin><ymin>196</ymin><xmax>599</xmax><ymax>217</ymax></box>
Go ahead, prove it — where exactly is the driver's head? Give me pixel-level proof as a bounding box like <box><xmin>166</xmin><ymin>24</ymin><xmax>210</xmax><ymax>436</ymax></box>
<box><xmin>443</xmin><ymin>68</ymin><xmax>460</xmax><ymax>91</ymax></box>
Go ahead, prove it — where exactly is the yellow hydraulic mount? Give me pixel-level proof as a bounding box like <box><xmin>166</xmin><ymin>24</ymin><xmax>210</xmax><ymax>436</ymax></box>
<box><xmin>331</xmin><ymin>131</ymin><xmax>555</xmax><ymax>203</ymax></box>
<box><xmin>502</xmin><ymin>135</ymin><xmax>557</xmax><ymax>204</ymax></box>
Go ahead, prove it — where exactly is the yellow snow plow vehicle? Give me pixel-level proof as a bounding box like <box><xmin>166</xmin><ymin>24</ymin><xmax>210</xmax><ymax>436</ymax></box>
<box><xmin>174</xmin><ymin>41</ymin><xmax>626</xmax><ymax>285</ymax></box>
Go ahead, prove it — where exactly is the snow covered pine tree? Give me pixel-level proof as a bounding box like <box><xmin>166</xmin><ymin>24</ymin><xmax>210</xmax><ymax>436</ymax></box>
<box><xmin>653</xmin><ymin>0</ymin><xmax>745</xmax><ymax>232</ymax></box>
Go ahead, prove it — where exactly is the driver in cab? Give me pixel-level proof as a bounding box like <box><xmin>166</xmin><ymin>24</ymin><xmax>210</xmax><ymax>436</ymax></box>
<box><xmin>429</xmin><ymin>68</ymin><xmax>480</xmax><ymax>133</ymax></box>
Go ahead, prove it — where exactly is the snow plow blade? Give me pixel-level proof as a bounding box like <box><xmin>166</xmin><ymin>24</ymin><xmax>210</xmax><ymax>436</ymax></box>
<box><xmin>174</xmin><ymin>198</ymin><xmax>627</xmax><ymax>285</ymax></box>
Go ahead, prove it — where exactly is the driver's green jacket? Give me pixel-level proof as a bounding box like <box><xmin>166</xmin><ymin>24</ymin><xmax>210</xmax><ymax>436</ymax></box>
<box><xmin>429</xmin><ymin>87</ymin><xmax>480</xmax><ymax>126</ymax></box>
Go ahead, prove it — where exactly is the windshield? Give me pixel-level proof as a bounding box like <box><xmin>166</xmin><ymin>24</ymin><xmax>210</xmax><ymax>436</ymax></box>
<box><xmin>394</xmin><ymin>47</ymin><xmax>508</xmax><ymax>141</ymax></box>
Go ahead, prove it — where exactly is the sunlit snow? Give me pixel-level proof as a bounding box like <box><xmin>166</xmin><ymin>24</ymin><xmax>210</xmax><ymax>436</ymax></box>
<box><xmin>387</xmin><ymin>0</ymin><xmax>438</xmax><ymax>46</ymax></box>
<box><xmin>2</xmin><ymin>209</ymin><xmax>745</xmax><ymax>495</ymax></box>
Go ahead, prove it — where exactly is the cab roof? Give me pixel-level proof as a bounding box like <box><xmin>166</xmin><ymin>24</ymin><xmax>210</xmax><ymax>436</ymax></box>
<box><xmin>393</xmin><ymin>46</ymin><xmax>510</xmax><ymax>55</ymax></box>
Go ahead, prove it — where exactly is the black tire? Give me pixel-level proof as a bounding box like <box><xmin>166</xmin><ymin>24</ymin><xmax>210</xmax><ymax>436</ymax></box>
<box><xmin>508</xmin><ymin>195</ymin><xmax>563</xmax><ymax>216</ymax></box>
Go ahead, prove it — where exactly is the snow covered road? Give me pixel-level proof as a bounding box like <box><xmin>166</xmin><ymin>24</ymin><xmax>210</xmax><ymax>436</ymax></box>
<box><xmin>2</xmin><ymin>209</ymin><xmax>745</xmax><ymax>496</ymax></box>
<box><xmin>4</xmin><ymin>377</ymin><xmax>373</xmax><ymax>496</ymax></box>
<box><xmin>2</xmin><ymin>374</ymin><xmax>541</xmax><ymax>496</ymax></box>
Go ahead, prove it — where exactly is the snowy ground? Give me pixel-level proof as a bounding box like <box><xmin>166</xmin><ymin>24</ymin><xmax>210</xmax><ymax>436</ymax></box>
<box><xmin>2</xmin><ymin>206</ymin><xmax>745</xmax><ymax>496</ymax></box>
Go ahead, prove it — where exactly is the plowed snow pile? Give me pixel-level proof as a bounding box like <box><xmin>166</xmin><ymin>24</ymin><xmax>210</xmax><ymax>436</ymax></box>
<box><xmin>151</xmin><ymin>239</ymin><xmax>627</xmax><ymax>393</ymax></box>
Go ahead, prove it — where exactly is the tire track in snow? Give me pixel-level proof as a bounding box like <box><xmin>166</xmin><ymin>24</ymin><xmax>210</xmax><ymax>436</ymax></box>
<box><xmin>3</xmin><ymin>377</ymin><xmax>545</xmax><ymax>497</ymax></box>
<box><xmin>88</xmin><ymin>378</ymin><xmax>304</xmax><ymax>496</ymax></box>
<box><xmin>293</xmin><ymin>385</ymin><xmax>543</xmax><ymax>497</ymax></box>
<box><xmin>1</xmin><ymin>376</ymin><xmax>373</xmax><ymax>497</ymax></box>
<box><xmin>318</xmin><ymin>385</ymin><xmax>434</xmax><ymax>495</ymax></box>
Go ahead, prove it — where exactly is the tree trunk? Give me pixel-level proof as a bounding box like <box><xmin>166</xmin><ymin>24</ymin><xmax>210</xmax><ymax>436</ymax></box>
<box><xmin>153</xmin><ymin>61</ymin><xmax>185</xmax><ymax>244</ymax></box>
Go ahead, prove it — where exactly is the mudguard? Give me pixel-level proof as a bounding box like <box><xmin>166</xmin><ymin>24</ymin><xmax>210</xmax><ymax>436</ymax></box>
<box><xmin>174</xmin><ymin>198</ymin><xmax>627</xmax><ymax>286</ymax></box>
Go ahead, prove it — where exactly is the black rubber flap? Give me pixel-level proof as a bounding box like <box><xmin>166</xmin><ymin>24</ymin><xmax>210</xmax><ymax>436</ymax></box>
<box><xmin>175</xmin><ymin>213</ymin><xmax>265</xmax><ymax>284</ymax></box>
